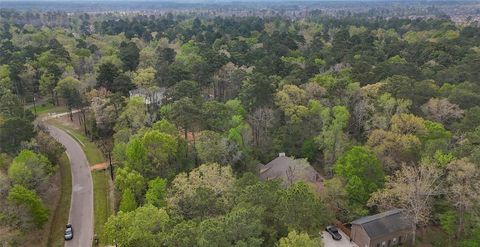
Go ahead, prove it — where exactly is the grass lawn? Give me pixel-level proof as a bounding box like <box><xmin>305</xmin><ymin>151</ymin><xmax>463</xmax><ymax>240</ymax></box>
<box><xmin>92</xmin><ymin>171</ymin><xmax>113</xmax><ymax>244</ymax></box>
<box><xmin>34</xmin><ymin>103</ymin><xmax>67</xmax><ymax>116</ymax></box>
<box><xmin>47</xmin><ymin>154</ymin><xmax>72</xmax><ymax>247</ymax></box>
<box><xmin>49</xmin><ymin>120</ymin><xmax>104</xmax><ymax>165</ymax></box>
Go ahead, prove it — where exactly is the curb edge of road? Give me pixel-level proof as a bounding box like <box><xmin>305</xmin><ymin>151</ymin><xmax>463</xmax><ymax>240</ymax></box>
<box><xmin>45</xmin><ymin>124</ymin><xmax>95</xmax><ymax>247</ymax></box>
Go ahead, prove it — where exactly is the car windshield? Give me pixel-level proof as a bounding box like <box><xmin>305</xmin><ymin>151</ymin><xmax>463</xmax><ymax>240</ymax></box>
<box><xmin>330</xmin><ymin>227</ymin><xmax>338</xmax><ymax>232</ymax></box>
<box><xmin>65</xmin><ymin>229</ymin><xmax>72</xmax><ymax>234</ymax></box>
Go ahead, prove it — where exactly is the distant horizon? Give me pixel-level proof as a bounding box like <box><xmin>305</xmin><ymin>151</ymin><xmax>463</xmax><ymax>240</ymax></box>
<box><xmin>2</xmin><ymin>0</ymin><xmax>476</xmax><ymax>2</ymax></box>
<box><xmin>2</xmin><ymin>0</ymin><xmax>477</xmax><ymax>14</ymax></box>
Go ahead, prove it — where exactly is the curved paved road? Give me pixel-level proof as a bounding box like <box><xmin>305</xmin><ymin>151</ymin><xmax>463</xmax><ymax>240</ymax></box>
<box><xmin>47</xmin><ymin>125</ymin><xmax>94</xmax><ymax>247</ymax></box>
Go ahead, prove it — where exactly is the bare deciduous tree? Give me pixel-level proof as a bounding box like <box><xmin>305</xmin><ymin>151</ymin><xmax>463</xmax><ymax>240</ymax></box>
<box><xmin>421</xmin><ymin>98</ymin><xmax>463</xmax><ymax>125</ymax></box>
<box><xmin>368</xmin><ymin>163</ymin><xmax>442</xmax><ymax>245</ymax></box>
<box><xmin>445</xmin><ymin>158</ymin><xmax>480</xmax><ymax>238</ymax></box>
<box><xmin>213</xmin><ymin>62</ymin><xmax>247</xmax><ymax>101</ymax></box>
<box><xmin>247</xmin><ymin>107</ymin><xmax>275</xmax><ymax>149</ymax></box>
<box><xmin>286</xmin><ymin>165</ymin><xmax>296</xmax><ymax>186</ymax></box>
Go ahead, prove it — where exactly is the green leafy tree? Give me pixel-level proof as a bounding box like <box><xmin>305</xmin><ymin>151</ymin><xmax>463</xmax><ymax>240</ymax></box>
<box><xmin>168</xmin><ymin>80</ymin><xmax>201</xmax><ymax>102</ymax></box>
<box><xmin>124</xmin><ymin>137</ymin><xmax>148</xmax><ymax>174</ymax></box>
<box><xmin>222</xmin><ymin>206</ymin><xmax>264</xmax><ymax>246</ymax></box>
<box><xmin>8</xmin><ymin>150</ymin><xmax>54</xmax><ymax>189</ymax></box>
<box><xmin>96</xmin><ymin>62</ymin><xmax>120</xmax><ymax>91</ymax></box>
<box><xmin>201</xmin><ymin>101</ymin><xmax>230</xmax><ymax>132</ymax></box>
<box><xmin>440</xmin><ymin>210</ymin><xmax>457</xmax><ymax>240</ymax></box>
<box><xmin>152</xmin><ymin>119</ymin><xmax>178</xmax><ymax>136</ymax></box>
<box><xmin>104</xmin><ymin>205</ymin><xmax>169</xmax><ymax>246</ymax></box>
<box><xmin>334</xmin><ymin>146</ymin><xmax>384</xmax><ymax>207</ymax></box>
<box><xmin>420</xmin><ymin>120</ymin><xmax>451</xmax><ymax>157</ymax></box>
<box><xmin>321</xmin><ymin>177</ymin><xmax>355</xmax><ymax>221</ymax></box>
<box><xmin>119</xmin><ymin>41</ymin><xmax>140</xmax><ymax>71</ymax></box>
<box><xmin>115</xmin><ymin>96</ymin><xmax>148</xmax><ymax>136</ymax></box>
<box><xmin>7</xmin><ymin>185</ymin><xmax>49</xmax><ymax>228</ymax></box>
<box><xmin>366</xmin><ymin>114</ymin><xmax>427</xmax><ymax>172</ymax></box>
<box><xmin>195</xmin><ymin>130</ymin><xmax>240</xmax><ymax>166</ymax></box>
<box><xmin>239</xmin><ymin>73</ymin><xmax>276</xmax><ymax>111</ymax></box>
<box><xmin>145</xmin><ymin>178</ymin><xmax>167</xmax><ymax>207</ymax></box>
<box><xmin>18</xmin><ymin>64</ymin><xmax>36</xmax><ymax>101</ymax></box>
<box><xmin>158</xmin><ymin>47</ymin><xmax>176</xmax><ymax>64</ymax></box>
<box><xmin>197</xmin><ymin>218</ymin><xmax>229</xmax><ymax>247</ymax></box>
<box><xmin>0</xmin><ymin>89</ymin><xmax>35</xmax><ymax>154</ymax></box>
<box><xmin>277</xmin><ymin>231</ymin><xmax>322</xmax><ymax>247</ymax></box>
<box><xmin>382</xmin><ymin>75</ymin><xmax>437</xmax><ymax>109</ymax></box>
<box><xmin>119</xmin><ymin>188</ymin><xmax>137</xmax><ymax>212</ymax></box>
<box><xmin>460</xmin><ymin>227</ymin><xmax>480</xmax><ymax>247</ymax></box>
<box><xmin>39</xmin><ymin>73</ymin><xmax>57</xmax><ymax>104</ymax></box>
<box><xmin>167</xmin><ymin>97</ymin><xmax>201</xmax><ymax>140</ymax></box>
<box><xmin>316</xmin><ymin>105</ymin><xmax>350</xmax><ymax>167</ymax></box>
<box><xmin>196</xmin><ymin>206</ymin><xmax>264</xmax><ymax>247</ymax></box>
<box><xmin>168</xmin><ymin>163</ymin><xmax>235</xmax><ymax>219</ymax></box>
<box><xmin>115</xmin><ymin>167</ymin><xmax>146</xmax><ymax>198</ymax></box>
<box><xmin>175</xmin><ymin>41</ymin><xmax>204</xmax><ymax>71</ymax></box>
<box><xmin>34</xmin><ymin>130</ymin><xmax>65</xmax><ymax>164</ymax></box>
<box><xmin>165</xmin><ymin>220</ymin><xmax>198</xmax><ymax>247</ymax></box>
<box><xmin>236</xmin><ymin>179</ymin><xmax>285</xmax><ymax>246</ymax></box>
<box><xmin>55</xmin><ymin>76</ymin><xmax>82</xmax><ymax>121</ymax></box>
<box><xmin>0</xmin><ymin>64</ymin><xmax>11</xmax><ymax>90</ymax></box>
<box><xmin>112</xmin><ymin>73</ymin><xmax>135</xmax><ymax>96</ymax></box>
<box><xmin>141</xmin><ymin>130</ymin><xmax>178</xmax><ymax>178</ymax></box>
<box><xmin>275</xmin><ymin>84</ymin><xmax>308</xmax><ymax>124</ymax></box>
<box><xmin>277</xmin><ymin>182</ymin><xmax>332</xmax><ymax>235</ymax></box>
<box><xmin>456</xmin><ymin>106</ymin><xmax>480</xmax><ymax>132</ymax></box>
<box><xmin>133</xmin><ymin>67</ymin><xmax>156</xmax><ymax>87</ymax></box>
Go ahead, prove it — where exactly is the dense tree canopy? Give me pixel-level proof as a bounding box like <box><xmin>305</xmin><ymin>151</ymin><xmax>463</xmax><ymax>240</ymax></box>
<box><xmin>3</xmin><ymin>6</ymin><xmax>480</xmax><ymax>246</ymax></box>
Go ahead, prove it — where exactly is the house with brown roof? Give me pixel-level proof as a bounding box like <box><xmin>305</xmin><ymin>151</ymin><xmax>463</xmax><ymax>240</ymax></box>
<box><xmin>257</xmin><ymin>153</ymin><xmax>324</xmax><ymax>193</ymax></box>
<box><xmin>351</xmin><ymin>209</ymin><xmax>413</xmax><ymax>247</ymax></box>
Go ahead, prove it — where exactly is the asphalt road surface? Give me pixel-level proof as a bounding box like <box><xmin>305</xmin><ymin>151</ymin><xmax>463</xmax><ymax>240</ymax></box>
<box><xmin>47</xmin><ymin>125</ymin><xmax>94</xmax><ymax>247</ymax></box>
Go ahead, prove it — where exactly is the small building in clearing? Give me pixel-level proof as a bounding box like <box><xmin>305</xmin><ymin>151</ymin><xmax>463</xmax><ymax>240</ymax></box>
<box><xmin>351</xmin><ymin>209</ymin><xmax>413</xmax><ymax>247</ymax></box>
<box><xmin>129</xmin><ymin>87</ymin><xmax>165</xmax><ymax>105</ymax></box>
<box><xmin>257</xmin><ymin>153</ymin><xmax>324</xmax><ymax>193</ymax></box>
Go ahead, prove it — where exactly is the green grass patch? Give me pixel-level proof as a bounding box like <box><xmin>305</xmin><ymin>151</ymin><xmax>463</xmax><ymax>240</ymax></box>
<box><xmin>34</xmin><ymin>103</ymin><xmax>67</xmax><ymax>116</ymax></box>
<box><xmin>92</xmin><ymin>170</ymin><xmax>112</xmax><ymax>245</ymax></box>
<box><xmin>47</xmin><ymin>154</ymin><xmax>72</xmax><ymax>247</ymax></box>
<box><xmin>64</xmin><ymin>129</ymin><xmax>104</xmax><ymax>165</ymax></box>
<box><xmin>49</xmin><ymin>121</ymin><xmax>104</xmax><ymax>165</ymax></box>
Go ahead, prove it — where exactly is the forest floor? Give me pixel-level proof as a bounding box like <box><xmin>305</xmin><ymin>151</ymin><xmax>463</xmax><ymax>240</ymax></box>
<box><xmin>416</xmin><ymin>226</ymin><xmax>450</xmax><ymax>247</ymax></box>
<box><xmin>47</xmin><ymin>112</ymin><xmax>113</xmax><ymax>246</ymax></box>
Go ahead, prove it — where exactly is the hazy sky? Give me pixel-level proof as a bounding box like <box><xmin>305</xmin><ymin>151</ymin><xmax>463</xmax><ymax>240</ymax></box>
<box><xmin>0</xmin><ymin>0</ymin><xmax>413</xmax><ymax>2</ymax></box>
<box><xmin>0</xmin><ymin>0</ymin><xmax>459</xmax><ymax>4</ymax></box>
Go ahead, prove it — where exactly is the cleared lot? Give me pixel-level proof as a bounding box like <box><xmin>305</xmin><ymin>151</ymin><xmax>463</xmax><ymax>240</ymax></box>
<box><xmin>322</xmin><ymin>230</ymin><xmax>358</xmax><ymax>247</ymax></box>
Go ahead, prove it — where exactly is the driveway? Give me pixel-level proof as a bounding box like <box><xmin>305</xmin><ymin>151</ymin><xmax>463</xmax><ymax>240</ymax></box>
<box><xmin>322</xmin><ymin>230</ymin><xmax>358</xmax><ymax>247</ymax></box>
<box><xmin>47</xmin><ymin>125</ymin><xmax>94</xmax><ymax>247</ymax></box>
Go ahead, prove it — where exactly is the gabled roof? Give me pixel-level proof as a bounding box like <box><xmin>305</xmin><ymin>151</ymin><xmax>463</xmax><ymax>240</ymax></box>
<box><xmin>258</xmin><ymin>154</ymin><xmax>324</xmax><ymax>192</ymax></box>
<box><xmin>352</xmin><ymin>209</ymin><xmax>412</xmax><ymax>239</ymax></box>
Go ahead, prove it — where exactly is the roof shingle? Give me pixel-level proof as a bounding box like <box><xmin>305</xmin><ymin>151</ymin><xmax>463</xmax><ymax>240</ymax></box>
<box><xmin>352</xmin><ymin>209</ymin><xmax>412</xmax><ymax>239</ymax></box>
<box><xmin>258</xmin><ymin>155</ymin><xmax>324</xmax><ymax>192</ymax></box>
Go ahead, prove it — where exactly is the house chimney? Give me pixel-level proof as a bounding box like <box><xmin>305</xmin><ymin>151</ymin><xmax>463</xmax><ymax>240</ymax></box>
<box><xmin>279</xmin><ymin>152</ymin><xmax>286</xmax><ymax>157</ymax></box>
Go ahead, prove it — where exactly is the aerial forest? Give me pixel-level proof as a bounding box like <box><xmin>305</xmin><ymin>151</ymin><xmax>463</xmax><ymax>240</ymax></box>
<box><xmin>1</xmin><ymin>7</ymin><xmax>480</xmax><ymax>246</ymax></box>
